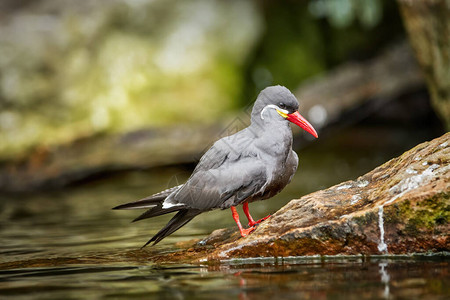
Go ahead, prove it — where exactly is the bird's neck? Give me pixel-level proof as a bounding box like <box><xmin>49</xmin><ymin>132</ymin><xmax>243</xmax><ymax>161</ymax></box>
<box><xmin>250</xmin><ymin>120</ymin><xmax>293</xmax><ymax>158</ymax></box>
<box><xmin>250</xmin><ymin>117</ymin><xmax>291</xmax><ymax>134</ymax></box>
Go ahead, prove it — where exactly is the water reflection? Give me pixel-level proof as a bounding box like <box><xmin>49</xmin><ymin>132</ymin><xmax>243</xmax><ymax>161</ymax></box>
<box><xmin>1</xmin><ymin>258</ymin><xmax>448</xmax><ymax>298</ymax></box>
<box><xmin>379</xmin><ymin>262</ymin><xmax>390</xmax><ymax>299</ymax></box>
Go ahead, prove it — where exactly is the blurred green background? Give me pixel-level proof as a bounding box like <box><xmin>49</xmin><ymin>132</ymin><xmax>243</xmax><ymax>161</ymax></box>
<box><xmin>0</xmin><ymin>0</ymin><xmax>412</xmax><ymax>161</ymax></box>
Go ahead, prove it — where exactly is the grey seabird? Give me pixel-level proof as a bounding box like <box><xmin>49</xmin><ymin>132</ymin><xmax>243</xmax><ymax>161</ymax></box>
<box><xmin>114</xmin><ymin>85</ymin><xmax>318</xmax><ymax>246</ymax></box>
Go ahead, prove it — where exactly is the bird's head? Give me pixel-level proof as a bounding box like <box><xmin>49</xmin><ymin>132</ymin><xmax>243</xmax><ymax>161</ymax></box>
<box><xmin>252</xmin><ymin>85</ymin><xmax>318</xmax><ymax>138</ymax></box>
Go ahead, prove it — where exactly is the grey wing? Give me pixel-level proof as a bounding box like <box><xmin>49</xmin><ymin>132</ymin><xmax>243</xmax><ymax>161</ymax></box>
<box><xmin>170</xmin><ymin>157</ymin><xmax>268</xmax><ymax>210</ymax></box>
<box><xmin>193</xmin><ymin>128</ymin><xmax>255</xmax><ymax>173</ymax></box>
<box><xmin>287</xmin><ymin>150</ymin><xmax>299</xmax><ymax>184</ymax></box>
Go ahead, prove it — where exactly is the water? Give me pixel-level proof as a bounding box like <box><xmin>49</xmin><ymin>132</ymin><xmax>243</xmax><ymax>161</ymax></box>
<box><xmin>0</xmin><ymin>127</ymin><xmax>448</xmax><ymax>299</ymax></box>
<box><xmin>0</xmin><ymin>257</ymin><xmax>448</xmax><ymax>299</ymax></box>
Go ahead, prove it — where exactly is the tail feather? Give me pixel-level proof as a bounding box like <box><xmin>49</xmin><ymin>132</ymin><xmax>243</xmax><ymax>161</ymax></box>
<box><xmin>132</xmin><ymin>204</ymin><xmax>184</xmax><ymax>222</ymax></box>
<box><xmin>113</xmin><ymin>185</ymin><xmax>197</xmax><ymax>247</ymax></box>
<box><xmin>142</xmin><ymin>209</ymin><xmax>200</xmax><ymax>247</ymax></box>
<box><xmin>113</xmin><ymin>185</ymin><xmax>182</xmax><ymax>210</ymax></box>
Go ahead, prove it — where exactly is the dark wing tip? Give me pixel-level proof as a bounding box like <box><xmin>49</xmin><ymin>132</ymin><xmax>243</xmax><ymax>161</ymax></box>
<box><xmin>141</xmin><ymin>238</ymin><xmax>155</xmax><ymax>249</ymax></box>
<box><xmin>113</xmin><ymin>202</ymin><xmax>139</xmax><ymax>210</ymax></box>
<box><xmin>140</xmin><ymin>209</ymin><xmax>200</xmax><ymax>248</ymax></box>
<box><xmin>112</xmin><ymin>202</ymin><xmax>158</xmax><ymax>210</ymax></box>
<box><xmin>113</xmin><ymin>185</ymin><xmax>184</xmax><ymax>211</ymax></box>
<box><xmin>112</xmin><ymin>204</ymin><xmax>125</xmax><ymax>210</ymax></box>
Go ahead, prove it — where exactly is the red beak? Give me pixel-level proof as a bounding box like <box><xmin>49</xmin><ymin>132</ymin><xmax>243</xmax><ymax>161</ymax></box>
<box><xmin>286</xmin><ymin>111</ymin><xmax>318</xmax><ymax>138</ymax></box>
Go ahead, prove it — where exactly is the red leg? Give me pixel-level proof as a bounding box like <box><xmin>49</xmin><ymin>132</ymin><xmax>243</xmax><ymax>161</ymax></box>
<box><xmin>231</xmin><ymin>206</ymin><xmax>254</xmax><ymax>237</ymax></box>
<box><xmin>243</xmin><ymin>202</ymin><xmax>271</xmax><ymax>227</ymax></box>
<box><xmin>243</xmin><ymin>202</ymin><xmax>256</xmax><ymax>226</ymax></box>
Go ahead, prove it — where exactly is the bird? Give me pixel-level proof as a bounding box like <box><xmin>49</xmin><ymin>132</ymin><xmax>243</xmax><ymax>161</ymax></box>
<box><xmin>113</xmin><ymin>85</ymin><xmax>318</xmax><ymax>247</ymax></box>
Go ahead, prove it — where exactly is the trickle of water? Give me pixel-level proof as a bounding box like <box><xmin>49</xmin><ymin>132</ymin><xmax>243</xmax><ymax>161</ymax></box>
<box><xmin>377</xmin><ymin>205</ymin><xmax>388</xmax><ymax>253</ymax></box>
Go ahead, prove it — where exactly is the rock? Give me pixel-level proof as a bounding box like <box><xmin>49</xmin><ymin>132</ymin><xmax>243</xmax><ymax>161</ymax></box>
<box><xmin>0</xmin><ymin>124</ymin><xmax>224</xmax><ymax>192</ymax></box>
<box><xmin>156</xmin><ymin>133</ymin><xmax>449</xmax><ymax>263</ymax></box>
<box><xmin>397</xmin><ymin>0</ymin><xmax>450</xmax><ymax>129</ymax></box>
<box><xmin>295</xmin><ymin>42</ymin><xmax>424</xmax><ymax>131</ymax></box>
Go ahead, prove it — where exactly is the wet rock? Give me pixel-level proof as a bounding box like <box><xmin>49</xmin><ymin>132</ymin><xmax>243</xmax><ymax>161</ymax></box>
<box><xmin>167</xmin><ymin>133</ymin><xmax>449</xmax><ymax>262</ymax></box>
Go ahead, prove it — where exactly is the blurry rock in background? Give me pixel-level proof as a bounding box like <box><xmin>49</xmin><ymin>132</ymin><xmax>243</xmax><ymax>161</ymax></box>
<box><xmin>0</xmin><ymin>0</ymin><xmax>262</xmax><ymax>160</ymax></box>
<box><xmin>397</xmin><ymin>0</ymin><xmax>450</xmax><ymax>130</ymax></box>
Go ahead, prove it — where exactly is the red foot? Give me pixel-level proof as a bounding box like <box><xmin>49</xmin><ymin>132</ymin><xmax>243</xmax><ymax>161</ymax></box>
<box><xmin>243</xmin><ymin>202</ymin><xmax>271</xmax><ymax>227</ymax></box>
<box><xmin>239</xmin><ymin>226</ymin><xmax>255</xmax><ymax>237</ymax></box>
<box><xmin>248</xmin><ymin>215</ymin><xmax>271</xmax><ymax>227</ymax></box>
<box><xmin>231</xmin><ymin>206</ymin><xmax>257</xmax><ymax>238</ymax></box>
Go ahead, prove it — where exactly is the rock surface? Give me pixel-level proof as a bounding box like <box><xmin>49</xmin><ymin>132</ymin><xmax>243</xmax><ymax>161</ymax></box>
<box><xmin>157</xmin><ymin>133</ymin><xmax>449</xmax><ymax>262</ymax></box>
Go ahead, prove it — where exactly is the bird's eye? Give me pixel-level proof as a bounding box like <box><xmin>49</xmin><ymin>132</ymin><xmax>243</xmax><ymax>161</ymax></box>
<box><xmin>279</xmin><ymin>103</ymin><xmax>286</xmax><ymax>109</ymax></box>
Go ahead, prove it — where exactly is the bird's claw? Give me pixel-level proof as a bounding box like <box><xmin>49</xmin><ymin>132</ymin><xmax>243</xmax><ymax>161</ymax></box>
<box><xmin>239</xmin><ymin>226</ymin><xmax>256</xmax><ymax>237</ymax></box>
<box><xmin>248</xmin><ymin>214</ymin><xmax>271</xmax><ymax>227</ymax></box>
